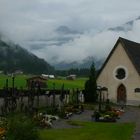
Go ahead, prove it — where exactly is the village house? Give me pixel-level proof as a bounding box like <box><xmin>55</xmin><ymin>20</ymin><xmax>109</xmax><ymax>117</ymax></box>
<box><xmin>27</xmin><ymin>76</ymin><xmax>47</xmax><ymax>89</ymax></box>
<box><xmin>97</xmin><ymin>37</ymin><xmax>140</xmax><ymax>105</ymax></box>
<box><xmin>14</xmin><ymin>70</ymin><xmax>23</xmax><ymax>74</ymax></box>
<box><xmin>66</xmin><ymin>74</ymin><xmax>76</xmax><ymax>80</ymax></box>
<box><xmin>41</xmin><ymin>74</ymin><xmax>55</xmax><ymax>79</ymax></box>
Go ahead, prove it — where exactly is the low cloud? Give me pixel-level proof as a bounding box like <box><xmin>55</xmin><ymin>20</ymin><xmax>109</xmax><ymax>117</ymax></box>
<box><xmin>30</xmin><ymin>20</ymin><xmax>140</xmax><ymax>64</ymax></box>
<box><xmin>1</xmin><ymin>0</ymin><xmax>140</xmax><ymax>64</ymax></box>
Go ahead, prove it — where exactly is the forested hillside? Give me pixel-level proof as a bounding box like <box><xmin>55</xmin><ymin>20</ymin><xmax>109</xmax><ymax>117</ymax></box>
<box><xmin>0</xmin><ymin>39</ymin><xmax>54</xmax><ymax>74</ymax></box>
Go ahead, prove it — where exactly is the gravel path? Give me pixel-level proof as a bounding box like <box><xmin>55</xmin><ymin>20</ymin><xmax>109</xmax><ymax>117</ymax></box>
<box><xmin>117</xmin><ymin>106</ymin><xmax>140</xmax><ymax>140</ymax></box>
<box><xmin>118</xmin><ymin>106</ymin><xmax>140</xmax><ymax>123</ymax></box>
<box><xmin>52</xmin><ymin>110</ymin><xmax>93</xmax><ymax>129</ymax></box>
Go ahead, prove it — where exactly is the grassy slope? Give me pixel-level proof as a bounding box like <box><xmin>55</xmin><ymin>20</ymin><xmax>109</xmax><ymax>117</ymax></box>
<box><xmin>0</xmin><ymin>75</ymin><xmax>87</xmax><ymax>90</ymax></box>
<box><xmin>39</xmin><ymin>121</ymin><xmax>135</xmax><ymax>140</ymax></box>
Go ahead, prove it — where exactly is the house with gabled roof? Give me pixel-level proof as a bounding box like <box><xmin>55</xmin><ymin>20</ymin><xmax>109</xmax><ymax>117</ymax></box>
<box><xmin>26</xmin><ymin>76</ymin><xmax>47</xmax><ymax>89</ymax></box>
<box><xmin>97</xmin><ymin>37</ymin><xmax>140</xmax><ymax>105</ymax></box>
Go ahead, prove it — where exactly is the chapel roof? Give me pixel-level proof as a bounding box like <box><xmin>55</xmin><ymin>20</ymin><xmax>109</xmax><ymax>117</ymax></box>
<box><xmin>97</xmin><ymin>37</ymin><xmax>140</xmax><ymax>78</ymax></box>
<box><xmin>120</xmin><ymin>37</ymin><xmax>140</xmax><ymax>74</ymax></box>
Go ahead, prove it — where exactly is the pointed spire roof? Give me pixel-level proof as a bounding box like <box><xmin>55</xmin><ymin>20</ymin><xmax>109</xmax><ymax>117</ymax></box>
<box><xmin>97</xmin><ymin>37</ymin><xmax>140</xmax><ymax>78</ymax></box>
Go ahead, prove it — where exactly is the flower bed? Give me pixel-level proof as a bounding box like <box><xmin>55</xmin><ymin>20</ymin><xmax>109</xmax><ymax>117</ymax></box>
<box><xmin>92</xmin><ymin>108</ymin><xmax>124</xmax><ymax>122</ymax></box>
<box><xmin>0</xmin><ymin>127</ymin><xmax>6</xmax><ymax>140</ymax></box>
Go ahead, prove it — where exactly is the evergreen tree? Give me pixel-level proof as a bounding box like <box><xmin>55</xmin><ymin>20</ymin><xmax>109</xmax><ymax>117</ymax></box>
<box><xmin>84</xmin><ymin>62</ymin><xmax>98</xmax><ymax>103</ymax></box>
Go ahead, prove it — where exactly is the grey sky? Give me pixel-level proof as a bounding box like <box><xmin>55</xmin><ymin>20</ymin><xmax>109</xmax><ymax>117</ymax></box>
<box><xmin>0</xmin><ymin>0</ymin><xmax>140</xmax><ymax>63</ymax></box>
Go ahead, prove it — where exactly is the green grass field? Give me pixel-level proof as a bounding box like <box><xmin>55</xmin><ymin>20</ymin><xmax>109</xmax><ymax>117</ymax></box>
<box><xmin>39</xmin><ymin>121</ymin><xmax>135</xmax><ymax>140</ymax></box>
<box><xmin>0</xmin><ymin>74</ymin><xmax>87</xmax><ymax>90</ymax></box>
<box><xmin>0</xmin><ymin>74</ymin><xmax>28</xmax><ymax>89</ymax></box>
<box><xmin>47</xmin><ymin>78</ymin><xmax>87</xmax><ymax>90</ymax></box>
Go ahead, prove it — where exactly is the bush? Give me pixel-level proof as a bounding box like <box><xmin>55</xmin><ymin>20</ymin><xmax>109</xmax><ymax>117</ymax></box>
<box><xmin>58</xmin><ymin>111</ymin><xmax>66</xmax><ymax>118</ymax></box>
<box><xmin>83</xmin><ymin>104</ymin><xmax>94</xmax><ymax>110</ymax></box>
<box><xmin>46</xmin><ymin>106</ymin><xmax>58</xmax><ymax>115</ymax></box>
<box><xmin>6</xmin><ymin>114</ymin><xmax>39</xmax><ymax>140</ymax></box>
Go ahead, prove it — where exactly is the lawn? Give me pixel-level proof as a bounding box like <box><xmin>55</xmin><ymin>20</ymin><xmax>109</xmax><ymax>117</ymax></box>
<box><xmin>0</xmin><ymin>74</ymin><xmax>87</xmax><ymax>90</ymax></box>
<box><xmin>39</xmin><ymin>121</ymin><xmax>135</xmax><ymax>140</ymax></box>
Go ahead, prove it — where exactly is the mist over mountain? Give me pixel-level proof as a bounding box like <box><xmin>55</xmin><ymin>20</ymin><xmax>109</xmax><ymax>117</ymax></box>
<box><xmin>108</xmin><ymin>16</ymin><xmax>140</xmax><ymax>32</ymax></box>
<box><xmin>1</xmin><ymin>15</ymin><xmax>140</xmax><ymax>71</ymax></box>
<box><xmin>54</xmin><ymin>56</ymin><xmax>104</xmax><ymax>70</ymax></box>
<box><xmin>56</xmin><ymin>26</ymin><xmax>82</xmax><ymax>35</ymax></box>
<box><xmin>0</xmin><ymin>38</ymin><xmax>54</xmax><ymax>74</ymax></box>
<box><xmin>1</xmin><ymin>0</ymin><xmax>140</xmax><ymax>71</ymax></box>
<box><xmin>28</xmin><ymin>25</ymin><xmax>82</xmax><ymax>50</ymax></box>
<box><xmin>53</xmin><ymin>16</ymin><xmax>140</xmax><ymax>70</ymax></box>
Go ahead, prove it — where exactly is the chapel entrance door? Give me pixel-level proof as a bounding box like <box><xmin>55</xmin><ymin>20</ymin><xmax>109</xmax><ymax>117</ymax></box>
<box><xmin>117</xmin><ymin>84</ymin><xmax>126</xmax><ymax>104</ymax></box>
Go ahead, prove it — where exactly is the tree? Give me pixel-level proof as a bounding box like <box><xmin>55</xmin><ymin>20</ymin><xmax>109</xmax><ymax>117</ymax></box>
<box><xmin>84</xmin><ymin>62</ymin><xmax>98</xmax><ymax>103</ymax></box>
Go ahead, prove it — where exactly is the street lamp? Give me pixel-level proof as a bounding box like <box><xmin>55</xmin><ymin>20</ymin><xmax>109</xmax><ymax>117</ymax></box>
<box><xmin>11</xmin><ymin>73</ymin><xmax>16</xmax><ymax>112</ymax></box>
<box><xmin>12</xmin><ymin>73</ymin><xmax>15</xmax><ymax>96</ymax></box>
<box><xmin>52</xmin><ymin>82</ymin><xmax>56</xmax><ymax>107</ymax></box>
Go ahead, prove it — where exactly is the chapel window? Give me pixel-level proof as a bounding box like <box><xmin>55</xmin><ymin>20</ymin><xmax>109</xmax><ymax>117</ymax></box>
<box><xmin>116</xmin><ymin>68</ymin><xmax>126</xmax><ymax>80</ymax></box>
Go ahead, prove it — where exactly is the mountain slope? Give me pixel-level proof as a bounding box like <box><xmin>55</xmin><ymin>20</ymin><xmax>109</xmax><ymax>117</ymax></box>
<box><xmin>0</xmin><ymin>39</ymin><xmax>54</xmax><ymax>74</ymax></box>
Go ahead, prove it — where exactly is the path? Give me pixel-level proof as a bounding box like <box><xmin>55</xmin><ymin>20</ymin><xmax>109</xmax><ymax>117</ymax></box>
<box><xmin>52</xmin><ymin>110</ymin><xmax>93</xmax><ymax>129</ymax></box>
<box><xmin>118</xmin><ymin>106</ymin><xmax>140</xmax><ymax>140</ymax></box>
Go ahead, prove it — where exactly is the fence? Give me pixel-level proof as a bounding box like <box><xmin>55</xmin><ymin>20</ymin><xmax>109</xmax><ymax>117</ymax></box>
<box><xmin>0</xmin><ymin>88</ymin><xmax>85</xmax><ymax>115</ymax></box>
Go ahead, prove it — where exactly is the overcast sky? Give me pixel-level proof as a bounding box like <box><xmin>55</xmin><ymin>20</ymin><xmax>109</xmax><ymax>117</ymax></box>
<box><xmin>1</xmin><ymin>0</ymin><xmax>140</xmax><ymax>63</ymax></box>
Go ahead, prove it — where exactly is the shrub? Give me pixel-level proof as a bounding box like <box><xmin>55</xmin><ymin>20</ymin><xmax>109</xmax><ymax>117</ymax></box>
<box><xmin>6</xmin><ymin>114</ymin><xmax>39</xmax><ymax>140</ymax></box>
<box><xmin>58</xmin><ymin>107</ymin><xmax>66</xmax><ymax>118</ymax></box>
<box><xmin>46</xmin><ymin>107</ymin><xmax>58</xmax><ymax>115</ymax></box>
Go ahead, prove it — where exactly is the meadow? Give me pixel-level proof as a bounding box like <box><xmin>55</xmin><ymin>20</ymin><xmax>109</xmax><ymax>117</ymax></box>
<box><xmin>47</xmin><ymin>77</ymin><xmax>87</xmax><ymax>90</ymax></box>
<box><xmin>39</xmin><ymin>121</ymin><xmax>135</xmax><ymax>140</ymax></box>
<box><xmin>0</xmin><ymin>74</ymin><xmax>87</xmax><ymax>90</ymax></box>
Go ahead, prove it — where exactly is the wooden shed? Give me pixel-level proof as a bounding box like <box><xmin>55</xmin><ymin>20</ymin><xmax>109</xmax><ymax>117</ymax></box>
<box><xmin>26</xmin><ymin>76</ymin><xmax>47</xmax><ymax>89</ymax></box>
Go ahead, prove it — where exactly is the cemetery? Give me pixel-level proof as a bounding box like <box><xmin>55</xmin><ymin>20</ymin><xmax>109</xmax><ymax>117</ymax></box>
<box><xmin>1</xmin><ymin>0</ymin><xmax>140</xmax><ymax>139</ymax></box>
<box><xmin>0</xmin><ymin>60</ymin><xmax>138</xmax><ymax>140</ymax></box>
<box><xmin>0</xmin><ymin>74</ymin><xmax>136</xmax><ymax>140</ymax></box>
